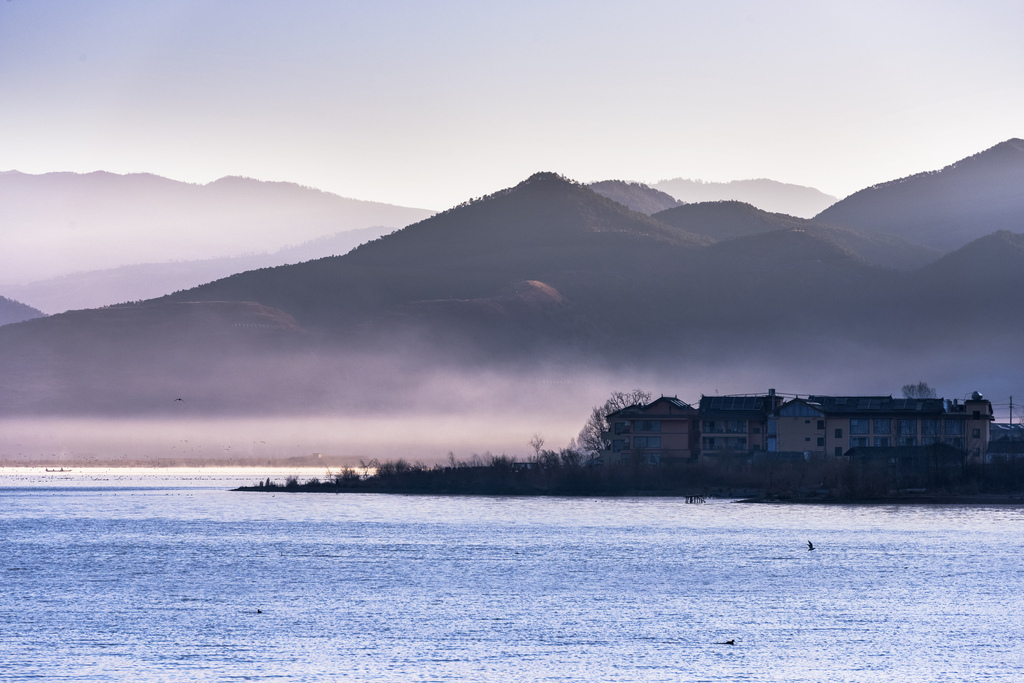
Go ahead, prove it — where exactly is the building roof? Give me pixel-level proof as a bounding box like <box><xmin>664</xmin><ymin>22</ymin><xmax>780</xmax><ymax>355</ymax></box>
<box><xmin>806</xmin><ymin>395</ymin><xmax>946</xmax><ymax>415</ymax></box>
<box><xmin>606</xmin><ymin>396</ymin><xmax>695</xmax><ymax>420</ymax></box>
<box><xmin>699</xmin><ymin>395</ymin><xmax>775</xmax><ymax>418</ymax></box>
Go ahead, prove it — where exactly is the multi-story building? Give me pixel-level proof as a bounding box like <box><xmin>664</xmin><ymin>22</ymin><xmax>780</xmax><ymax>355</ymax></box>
<box><xmin>766</xmin><ymin>392</ymin><xmax>993</xmax><ymax>460</ymax></box>
<box><xmin>596</xmin><ymin>390</ymin><xmax>995</xmax><ymax>465</ymax></box>
<box><xmin>602</xmin><ymin>396</ymin><xmax>699</xmax><ymax>464</ymax></box>
<box><xmin>697</xmin><ymin>392</ymin><xmax>784</xmax><ymax>457</ymax></box>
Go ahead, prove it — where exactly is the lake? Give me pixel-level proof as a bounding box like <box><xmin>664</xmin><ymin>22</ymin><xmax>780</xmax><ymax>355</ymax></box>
<box><xmin>1</xmin><ymin>468</ymin><xmax>1022</xmax><ymax>681</ymax></box>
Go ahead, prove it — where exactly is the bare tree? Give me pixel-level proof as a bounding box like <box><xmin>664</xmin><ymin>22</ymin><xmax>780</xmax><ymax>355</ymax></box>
<box><xmin>902</xmin><ymin>382</ymin><xmax>937</xmax><ymax>399</ymax></box>
<box><xmin>577</xmin><ymin>389</ymin><xmax>652</xmax><ymax>455</ymax></box>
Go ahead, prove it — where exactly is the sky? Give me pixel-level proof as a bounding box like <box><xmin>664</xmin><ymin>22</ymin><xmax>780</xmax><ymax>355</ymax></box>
<box><xmin>2</xmin><ymin>0</ymin><xmax>1022</xmax><ymax>210</ymax></box>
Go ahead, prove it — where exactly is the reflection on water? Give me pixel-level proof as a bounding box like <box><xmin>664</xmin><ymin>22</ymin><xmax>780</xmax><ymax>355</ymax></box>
<box><xmin>1</xmin><ymin>471</ymin><xmax>1023</xmax><ymax>681</ymax></box>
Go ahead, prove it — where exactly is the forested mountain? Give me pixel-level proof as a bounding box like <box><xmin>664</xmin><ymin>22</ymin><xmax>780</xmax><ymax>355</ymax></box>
<box><xmin>815</xmin><ymin>139</ymin><xmax>1024</xmax><ymax>251</ymax></box>
<box><xmin>651</xmin><ymin>178</ymin><xmax>837</xmax><ymax>218</ymax></box>
<box><xmin>0</xmin><ymin>170</ymin><xmax>434</xmax><ymax>286</ymax></box>
<box><xmin>0</xmin><ymin>296</ymin><xmax>44</xmax><ymax>327</ymax></box>
<box><xmin>587</xmin><ymin>180</ymin><xmax>682</xmax><ymax>214</ymax></box>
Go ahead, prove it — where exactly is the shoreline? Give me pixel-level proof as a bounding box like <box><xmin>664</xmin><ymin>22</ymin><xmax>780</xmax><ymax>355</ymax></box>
<box><xmin>233</xmin><ymin>481</ymin><xmax>1024</xmax><ymax>505</ymax></box>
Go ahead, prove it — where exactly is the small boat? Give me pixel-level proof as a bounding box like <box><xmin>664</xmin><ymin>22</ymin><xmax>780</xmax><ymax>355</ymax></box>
<box><xmin>45</xmin><ymin>467</ymin><xmax>72</xmax><ymax>473</ymax></box>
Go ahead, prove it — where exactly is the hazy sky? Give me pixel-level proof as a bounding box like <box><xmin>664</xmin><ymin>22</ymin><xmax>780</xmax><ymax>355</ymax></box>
<box><xmin>2</xmin><ymin>0</ymin><xmax>1022</xmax><ymax>209</ymax></box>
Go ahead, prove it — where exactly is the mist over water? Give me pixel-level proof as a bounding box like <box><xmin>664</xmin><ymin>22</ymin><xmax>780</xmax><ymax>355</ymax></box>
<box><xmin>2</xmin><ymin>340</ymin><xmax>1016</xmax><ymax>465</ymax></box>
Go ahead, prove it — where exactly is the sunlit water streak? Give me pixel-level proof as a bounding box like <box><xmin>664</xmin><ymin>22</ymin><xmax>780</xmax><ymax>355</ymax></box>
<box><xmin>1</xmin><ymin>469</ymin><xmax>1022</xmax><ymax>681</ymax></box>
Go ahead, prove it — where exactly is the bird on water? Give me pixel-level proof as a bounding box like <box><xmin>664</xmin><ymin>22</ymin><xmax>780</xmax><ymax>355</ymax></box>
<box><xmin>807</xmin><ymin>540</ymin><xmax>815</xmax><ymax>551</ymax></box>
<box><xmin>719</xmin><ymin>639</ymin><xmax>735</xmax><ymax>645</ymax></box>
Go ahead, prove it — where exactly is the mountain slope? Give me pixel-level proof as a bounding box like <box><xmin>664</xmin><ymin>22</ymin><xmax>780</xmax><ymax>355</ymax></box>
<box><xmin>0</xmin><ymin>170</ymin><xmax>434</xmax><ymax>286</ymax></box>
<box><xmin>653</xmin><ymin>201</ymin><xmax>941</xmax><ymax>270</ymax></box>
<box><xmin>588</xmin><ymin>180</ymin><xmax>682</xmax><ymax>214</ymax></box>
<box><xmin>0</xmin><ymin>295</ymin><xmax>45</xmax><ymax>326</ymax></box>
<box><xmin>815</xmin><ymin>139</ymin><xmax>1024</xmax><ymax>251</ymax></box>
<box><xmin>651</xmin><ymin>178</ymin><xmax>836</xmax><ymax>218</ymax></box>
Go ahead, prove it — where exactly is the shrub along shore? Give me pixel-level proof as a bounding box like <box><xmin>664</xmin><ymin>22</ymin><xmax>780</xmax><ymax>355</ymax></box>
<box><xmin>235</xmin><ymin>450</ymin><xmax>1024</xmax><ymax>501</ymax></box>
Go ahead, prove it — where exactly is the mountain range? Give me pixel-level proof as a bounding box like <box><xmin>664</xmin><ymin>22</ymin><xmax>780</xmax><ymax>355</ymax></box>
<box><xmin>1</xmin><ymin>140</ymin><xmax>1022</xmax><ymax>415</ymax></box>
<box><xmin>0</xmin><ymin>171</ymin><xmax>434</xmax><ymax>289</ymax></box>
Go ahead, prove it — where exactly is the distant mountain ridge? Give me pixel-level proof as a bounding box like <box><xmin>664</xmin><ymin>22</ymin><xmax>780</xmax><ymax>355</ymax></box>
<box><xmin>651</xmin><ymin>178</ymin><xmax>837</xmax><ymax>218</ymax></box>
<box><xmin>816</xmin><ymin>139</ymin><xmax>1024</xmax><ymax>251</ymax></box>
<box><xmin>6</xmin><ymin>225</ymin><xmax>398</xmax><ymax>314</ymax></box>
<box><xmin>0</xmin><ymin>170</ymin><xmax>434</xmax><ymax>286</ymax></box>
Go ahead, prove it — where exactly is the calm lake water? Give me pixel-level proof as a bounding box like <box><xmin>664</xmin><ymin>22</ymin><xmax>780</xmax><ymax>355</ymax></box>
<box><xmin>1</xmin><ymin>468</ymin><xmax>1022</xmax><ymax>682</ymax></box>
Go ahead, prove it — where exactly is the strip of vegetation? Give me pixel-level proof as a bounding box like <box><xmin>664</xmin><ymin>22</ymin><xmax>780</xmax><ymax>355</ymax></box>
<box><xmin>235</xmin><ymin>450</ymin><xmax>1024</xmax><ymax>500</ymax></box>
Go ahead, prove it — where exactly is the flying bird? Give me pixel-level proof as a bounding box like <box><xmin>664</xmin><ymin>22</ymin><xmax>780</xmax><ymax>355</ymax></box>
<box><xmin>173</xmin><ymin>398</ymin><xmax>184</xmax><ymax>402</ymax></box>
<box><xmin>807</xmin><ymin>541</ymin><xmax>815</xmax><ymax>551</ymax></box>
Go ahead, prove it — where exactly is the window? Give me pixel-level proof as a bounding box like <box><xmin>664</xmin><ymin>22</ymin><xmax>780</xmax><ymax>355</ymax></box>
<box><xmin>946</xmin><ymin>436</ymin><xmax>964</xmax><ymax>449</ymax></box>
<box><xmin>702</xmin><ymin>437</ymin><xmax>717</xmax><ymax>450</ymax></box>
<box><xmin>972</xmin><ymin>411</ymin><xmax>981</xmax><ymax>420</ymax></box>
<box><xmin>703</xmin><ymin>421</ymin><xmax>723</xmax><ymax>434</ymax></box>
<box><xmin>922</xmin><ymin>435</ymin><xmax>939</xmax><ymax>446</ymax></box>
<box><xmin>725</xmin><ymin>420</ymin><xmax>747</xmax><ymax>434</ymax></box>
<box><xmin>612</xmin><ymin>439</ymin><xmax>627</xmax><ymax>452</ymax></box>
<box><xmin>632</xmin><ymin>436</ymin><xmax>661</xmax><ymax>449</ymax></box>
<box><xmin>752</xmin><ymin>427</ymin><xmax>761</xmax><ymax>434</ymax></box>
<box><xmin>646</xmin><ymin>452</ymin><xmax>661</xmax><ymax>465</ymax></box>
<box><xmin>873</xmin><ymin>419</ymin><xmax>891</xmax><ymax>434</ymax></box>
<box><xmin>835</xmin><ymin>428</ymin><xmax>843</xmax><ymax>439</ymax></box>
<box><xmin>817</xmin><ymin>420</ymin><xmax>825</xmax><ymax>430</ymax></box>
<box><xmin>635</xmin><ymin>420</ymin><xmax>661</xmax><ymax>432</ymax></box>
<box><xmin>817</xmin><ymin>437</ymin><xmax>825</xmax><ymax>447</ymax></box>
<box><xmin>898</xmin><ymin>436</ymin><xmax>917</xmax><ymax>447</ymax></box>
<box><xmin>767</xmin><ymin>419</ymin><xmax>778</xmax><ymax>436</ymax></box>
<box><xmin>805</xmin><ymin>419</ymin><xmax>811</xmax><ymax>424</ymax></box>
<box><xmin>767</xmin><ymin>437</ymin><xmax>777</xmax><ymax>452</ymax></box>
<box><xmin>972</xmin><ymin>428</ymin><xmax>981</xmax><ymax>439</ymax></box>
<box><xmin>850</xmin><ymin>437</ymin><xmax>869</xmax><ymax>448</ymax></box>
<box><xmin>850</xmin><ymin>419</ymin><xmax>869</xmax><ymax>435</ymax></box>
<box><xmin>921</xmin><ymin>419</ymin><xmax>940</xmax><ymax>435</ymax></box>
<box><xmin>835</xmin><ymin>446</ymin><xmax>843</xmax><ymax>457</ymax></box>
<box><xmin>945</xmin><ymin>420</ymin><xmax>964</xmax><ymax>435</ymax></box>
<box><xmin>874</xmin><ymin>436</ymin><xmax>891</xmax><ymax>447</ymax></box>
<box><xmin>725</xmin><ymin>437</ymin><xmax>747</xmax><ymax>450</ymax></box>
<box><xmin>805</xmin><ymin>437</ymin><xmax>811</xmax><ymax>442</ymax></box>
<box><xmin>897</xmin><ymin>419</ymin><xmax>917</xmax><ymax>435</ymax></box>
<box><xmin>614</xmin><ymin>422</ymin><xmax>628</xmax><ymax>435</ymax></box>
